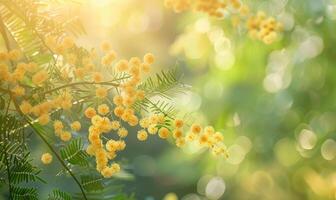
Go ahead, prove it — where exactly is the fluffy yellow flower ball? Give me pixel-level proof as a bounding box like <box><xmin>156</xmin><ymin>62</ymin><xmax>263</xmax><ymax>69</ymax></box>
<box><xmin>96</xmin><ymin>87</ymin><xmax>108</xmax><ymax>98</ymax></box>
<box><xmin>101</xmin><ymin>167</ymin><xmax>114</xmax><ymax>178</ymax></box>
<box><xmin>143</xmin><ymin>53</ymin><xmax>155</xmax><ymax>65</ymax></box>
<box><xmin>137</xmin><ymin>130</ymin><xmax>148</xmax><ymax>141</ymax></box>
<box><xmin>147</xmin><ymin>124</ymin><xmax>158</xmax><ymax>135</ymax></box>
<box><xmin>38</xmin><ymin>114</ymin><xmax>50</xmax><ymax>125</ymax></box>
<box><xmin>98</xmin><ymin>104</ymin><xmax>110</xmax><ymax>115</ymax></box>
<box><xmin>101</xmin><ymin>163</ymin><xmax>120</xmax><ymax>178</ymax></box>
<box><xmin>175</xmin><ymin>138</ymin><xmax>186</xmax><ymax>147</ymax></box>
<box><xmin>106</xmin><ymin>139</ymin><xmax>118</xmax><ymax>152</ymax></box>
<box><xmin>173</xmin><ymin>129</ymin><xmax>183</xmax><ymax>138</ymax></box>
<box><xmin>113</xmin><ymin>106</ymin><xmax>124</xmax><ymax>117</ymax></box>
<box><xmin>174</xmin><ymin>119</ymin><xmax>184</xmax><ymax>128</ymax></box>
<box><xmin>60</xmin><ymin>131</ymin><xmax>72</xmax><ymax>142</ymax></box>
<box><xmin>191</xmin><ymin>123</ymin><xmax>202</xmax><ymax>134</ymax></box>
<box><xmin>113</xmin><ymin>95</ymin><xmax>123</xmax><ymax>106</ymax></box>
<box><xmin>71</xmin><ymin>121</ymin><xmax>81</xmax><ymax>131</ymax></box>
<box><xmin>117</xmin><ymin>128</ymin><xmax>128</xmax><ymax>138</ymax></box>
<box><xmin>158</xmin><ymin>127</ymin><xmax>170</xmax><ymax>139</ymax></box>
<box><xmin>85</xmin><ymin>107</ymin><xmax>97</xmax><ymax>118</ymax></box>
<box><xmin>53</xmin><ymin>120</ymin><xmax>63</xmax><ymax>136</ymax></box>
<box><xmin>140</xmin><ymin>118</ymin><xmax>150</xmax><ymax>128</ymax></box>
<box><xmin>41</xmin><ymin>153</ymin><xmax>53</xmax><ymax>165</ymax></box>
<box><xmin>110</xmin><ymin>121</ymin><xmax>120</xmax><ymax>130</ymax></box>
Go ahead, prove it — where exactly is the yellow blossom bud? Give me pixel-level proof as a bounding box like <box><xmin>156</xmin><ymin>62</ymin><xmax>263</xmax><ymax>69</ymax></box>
<box><xmin>110</xmin><ymin>121</ymin><xmax>120</xmax><ymax>130</ymax></box>
<box><xmin>158</xmin><ymin>127</ymin><xmax>170</xmax><ymax>139</ymax></box>
<box><xmin>114</xmin><ymin>106</ymin><xmax>124</xmax><ymax>117</ymax></box>
<box><xmin>140</xmin><ymin>118</ymin><xmax>150</xmax><ymax>128</ymax></box>
<box><xmin>191</xmin><ymin>123</ymin><xmax>202</xmax><ymax>134</ymax></box>
<box><xmin>174</xmin><ymin>119</ymin><xmax>184</xmax><ymax>128</ymax></box>
<box><xmin>113</xmin><ymin>95</ymin><xmax>123</xmax><ymax>106</ymax></box>
<box><xmin>85</xmin><ymin>107</ymin><xmax>97</xmax><ymax>118</ymax></box>
<box><xmin>38</xmin><ymin>114</ymin><xmax>50</xmax><ymax>125</ymax></box>
<box><xmin>176</xmin><ymin>138</ymin><xmax>186</xmax><ymax>147</ymax></box>
<box><xmin>71</xmin><ymin>121</ymin><xmax>81</xmax><ymax>131</ymax></box>
<box><xmin>41</xmin><ymin>153</ymin><xmax>53</xmax><ymax>165</ymax></box>
<box><xmin>53</xmin><ymin>120</ymin><xmax>64</xmax><ymax>135</ymax></box>
<box><xmin>147</xmin><ymin>124</ymin><xmax>158</xmax><ymax>135</ymax></box>
<box><xmin>173</xmin><ymin>129</ymin><xmax>183</xmax><ymax>138</ymax></box>
<box><xmin>60</xmin><ymin>131</ymin><xmax>72</xmax><ymax>142</ymax></box>
<box><xmin>118</xmin><ymin>128</ymin><xmax>128</xmax><ymax>138</ymax></box>
<box><xmin>96</xmin><ymin>87</ymin><xmax>108</xmax><ymax>98</ymax></box>
<box><xmin>144</xmin><ymin>53</ymin><xmax>155</xmax><ymax>65</ymax></box>
<box><xmin>98</xmin><ymin>104</ymin><xmax>110</xmax><ymax>115</ymax></box>
<box><xmin>137</xmin><ymin>130</ymin><xmax>148</xmax><ymax>141</ymax></box>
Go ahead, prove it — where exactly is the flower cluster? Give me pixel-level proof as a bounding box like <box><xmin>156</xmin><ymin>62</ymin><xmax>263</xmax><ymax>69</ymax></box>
<box><xmin>0</xmin><ymin>37</ymin><xmax>228</xmax><ymax>178</ymax></box>
<box><xmin>164</xmin><ymin>0</ymin><xmax>283</xmax><ymax>44</ymax></box>
<box><xmin>246</xmin><ymin>11</ymin><xmax>283</xmax><ymax>44</ymax></box>
<box><xmin>164</xmin><ymin>0</ymin><xmax>247</xmax><ymax>17</ymax></box>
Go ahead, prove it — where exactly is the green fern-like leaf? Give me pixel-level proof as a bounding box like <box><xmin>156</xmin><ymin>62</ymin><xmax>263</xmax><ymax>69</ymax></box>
<box><xmin>138</xmin><ymin>67</ymin><xmax>186</xmax><ymax>99</ymax></box>
<box><xmin>134</xmin><ymin>98</ymin><xmax>177</xmax><ymax>121</ymax></box>
<box><xmin>48</xmin><ymin>189</ymin><xmax>72</xmax><ymax>200</ymax></box>
<box><xmin>0</xmin><ymin>1</ymin><xmax>52</xmax><ymax>64</ymax></box>
<box><xmin>60</xmin><ymin>138</ymin><xmax>89</xmax><ymax>166</ymax></box>
<box><xmin>80</xmin><ymin>174</ymin><xmax>104</xmax><ymax>192</ymax></box>
<box><xmin>74</xmin><ymin>181</ymin><xmax>135</xmax><ymax>200</ymax></box>
<box><xmin>10</xmin><ymin>153</ymin><xmax>45</xmax><ymax>184</ymax></box>
<box><xmin>12</xmin><ymin>186</ymin><xmax>38</xmax><ymax>200</ymax></box>
<box><xmin>0</xmin><ymin>114</ymin><xmax>25</xmax><ymax>165</ymax></box>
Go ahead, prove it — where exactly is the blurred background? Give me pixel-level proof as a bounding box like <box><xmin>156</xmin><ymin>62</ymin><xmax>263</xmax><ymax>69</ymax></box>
<box><xmin>2</xmin><ymin>0</ymin><xmax>336</xmax><ymax>199</ymax></box>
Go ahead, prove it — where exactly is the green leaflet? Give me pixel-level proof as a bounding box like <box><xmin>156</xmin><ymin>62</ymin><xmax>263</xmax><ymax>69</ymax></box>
<box><xmin>48</xmin><ymin>189</ymin><xmax>72</xmax><ymax>200</ymax></box>
<box><xmin>60</xmin><ymin>138</ymin><xmax>90</xmax><ymax>166</ymax></box>
<box><xmin>11</xmin><ymin>186</ymin><xmax>38</xmax><ymax>200</ymax></box>
<box><xmin>138</xmin><ymin>67</ymin><xmax>185</xmax><ymax>99</ymax></box>
<box><xmin>80</xmin><ymin>175</ymin><xmax>105</xmax><ymax>192</ymax></box>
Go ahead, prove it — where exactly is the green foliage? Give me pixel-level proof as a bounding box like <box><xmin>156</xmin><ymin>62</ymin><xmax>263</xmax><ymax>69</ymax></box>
<box><xmin>10</xmin><ymin>154</ymin><xmax>44</xmax><ymax>184</ymax></box>
<box><xmin>134</xmin><ymin>68</ymin><xmax>185</xmax><ymax>119</ymax></box>
<box><xmin>48</xmin><ymin>189</ymin><xmax>72</xmax><ymax>200</ymax></box>
<box><xmin>0</xmin><ymin>114</ymin><xmax>43</xmax><ymax>200</ymax></box>
<box><xmin>12</xmin><ymin>186</ymin><xmax>38</xmax><ymax>200</ymax></box>
<box><xmin>60</xmin><ymin>138</ymin><xmax>89</xmax><ymax>166</ymax></box>
<box><xmin>139</xmin><ymin>67</ymin><xmax>185</xmax><ymax>99</ymax></box>
<box><xmin>80</xmin><ymin>175</ymin><xmax>104</xmax><ymax>192</ymax></box>
<box><xmin>74</xmin><ymin>181</ymin><xmax>135</xmax><ymax>200</ymax></box>
<box><xmin>0</xmin><ymin>114</ymin><xmax>25</xmax><ymax>167</ymax></box>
